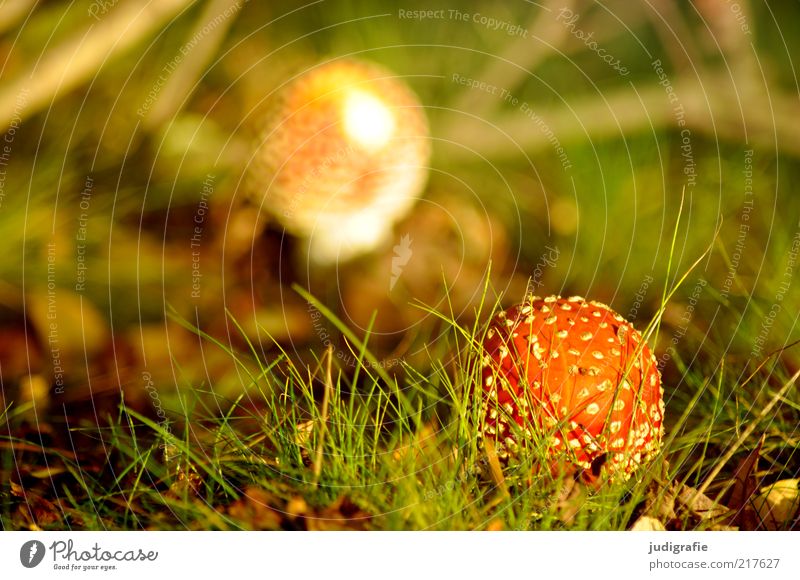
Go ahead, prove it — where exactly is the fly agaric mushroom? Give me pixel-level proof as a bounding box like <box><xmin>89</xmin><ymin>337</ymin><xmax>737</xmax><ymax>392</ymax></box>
<box><xmin>249</xmin><ymin>58</ymin><xmax>430</xmax><ymax>263</ymax></box>
<box><xmin>477</xmin><ymin>295</ymin><xmax>664</xmax><ymax>481</ymax></box>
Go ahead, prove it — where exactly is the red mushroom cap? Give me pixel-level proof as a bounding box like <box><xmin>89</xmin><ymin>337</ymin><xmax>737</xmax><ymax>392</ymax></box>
<box><xmin>477</xmin><ymin>295</ymin><xmax>664</xmax><ymax>481</ymax></box>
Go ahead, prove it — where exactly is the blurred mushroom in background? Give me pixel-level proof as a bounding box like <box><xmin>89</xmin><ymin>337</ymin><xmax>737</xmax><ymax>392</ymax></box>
<box><xmin>247</xmin><ymin>58</ymin><xmax>431</xmax><ymax>264</ymax></box>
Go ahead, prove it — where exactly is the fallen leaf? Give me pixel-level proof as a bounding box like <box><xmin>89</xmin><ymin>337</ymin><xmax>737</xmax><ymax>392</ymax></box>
<box><xmin>676</xmin><ymin>485</ymin><xmax>731</xmax><ymax>526</ymax></box>
<box><xmin>639</xmin><ymin>462</ymin><xmax>678</xmax><ymax>523</ymax></box>
<box><xmin>753</xmin><ymin>479</ymin><xmax>800</xmax><ymax>530</ymax></box>
<box><xmin>727</xmin><ymin>439</ymin><xmax>763</xmax><ymax>530</ymax></box>
<box><xmin>631</xmin><ymin>515</ymin><xmax>666</xmax><ymax>531</ymax></box>
<box><xmin>11</xmin><ymin>482</ymin><xmax>62</xmax><ymax>529</ymax></box>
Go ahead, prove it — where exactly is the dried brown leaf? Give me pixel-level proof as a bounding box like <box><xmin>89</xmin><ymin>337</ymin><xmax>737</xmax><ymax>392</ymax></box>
<box><xmin>11</xmin><ymin>485</ymin><xmax>62</xmax><ymax>529</ymax></box>
<box><xmin>631</xmin><ymin>515</ymin><xmax>667</xmax><ymax>531</ymax></box>
<box><xmin>753</xmin><ymin>479</ymin><xmax>800</xmax><ymax>531</ymax></box>
<box><xmin>727</xmin><ymin>438</ymin><xmax>763</xmax><ymax>530</ymax></box>
<box><xmin>640</xmin><ymin>465</ymin><xmax>678</xmax><ymax>523</ymax></box>
<box><xmin>677</xmin><ymin>485</ymin><xmax>731</xmax><ymax>525</ymax></box>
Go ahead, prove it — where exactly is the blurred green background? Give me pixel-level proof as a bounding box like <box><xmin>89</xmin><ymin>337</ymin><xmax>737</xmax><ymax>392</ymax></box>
<box><xmin>1</xmin><ymin>1</ymin><xmax>797</xmax><ymax>388</ymax></box>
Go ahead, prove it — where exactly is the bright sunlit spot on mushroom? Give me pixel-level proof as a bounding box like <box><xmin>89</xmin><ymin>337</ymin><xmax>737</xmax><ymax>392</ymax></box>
<box><xmin>342</xmin><ymin>89</ymin><xmax>395</xmax><ymax>149</ymax></box>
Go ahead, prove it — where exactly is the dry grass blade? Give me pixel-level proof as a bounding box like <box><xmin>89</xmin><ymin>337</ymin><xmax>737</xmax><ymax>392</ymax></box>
<box><xmin>0</xmin><ymin>0</ymin><xmax>34</xmax><ymax>35</ymax></box>
<box><xmin>144</xmin><ymin>0</ymin><xmax>242</xmax><ymax>127</ymax></box>
<box><xmin>448</xmin><ymin>0</ymin><xmax>577</xmax><ymax>116</ymax></box>
<box><xmin>695</xmin><ymin>369</ymin><xmax>800</xmax><ymax>499</ymax></box>
<box><xmin>727</xmin><ymin>436</ymin><xmax>763</xmax><ymax>530</ymax></box>
<box><xmin>0</xmin><ymin>0</ymin><xmax>194</xmax><ymax>130</ymax></box>
<box><xmin>482</xmin><ymin>438</ymin><xmax>509</xmax><ymax>500</ymax></box>
<box><xmin>312</xmin><ymin>346</ymin><xmax>334</xmax><ymax>487</ymax></box>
